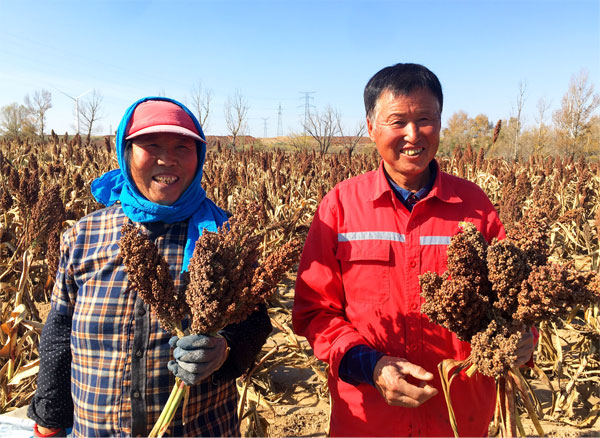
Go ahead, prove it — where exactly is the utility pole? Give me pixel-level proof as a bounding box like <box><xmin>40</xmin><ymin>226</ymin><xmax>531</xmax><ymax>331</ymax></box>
<box><xmin>277</xmin><ymin>103</ymin><xmax>283</xmax><ymax>137</ymax></box>
<box><xmin>261</xmin><ymin>117</ymin><xmax>269</xmax><ymax>138</ymax></box>
<box><xmin>299</xmin><ymin>92</ymin><xmax>315</xmax><ymax>132</ymax></box>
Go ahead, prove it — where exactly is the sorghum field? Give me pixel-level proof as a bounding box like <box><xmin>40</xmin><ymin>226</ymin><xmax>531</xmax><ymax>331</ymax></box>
<box><xmin>1</xmin><ymin>134</ymin><xmax>599</xmax><ymax>436</ymax></box>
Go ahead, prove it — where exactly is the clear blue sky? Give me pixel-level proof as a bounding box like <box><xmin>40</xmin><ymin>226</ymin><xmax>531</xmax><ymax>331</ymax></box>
<box><xmin>1</xmin><ymin>0</ymin><xmax>598</xmax><ymax>137</ymax></box>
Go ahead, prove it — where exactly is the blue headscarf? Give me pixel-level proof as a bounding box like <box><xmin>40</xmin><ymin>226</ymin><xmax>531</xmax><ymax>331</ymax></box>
<box><xmin>91</xmin><ymin>96</ymin><xmax>229</xmax><ymax>272</ymax></box>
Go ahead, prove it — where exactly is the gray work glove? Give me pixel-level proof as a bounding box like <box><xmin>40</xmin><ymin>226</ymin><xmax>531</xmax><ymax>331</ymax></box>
<box><xmin>167</xmin><ymin>334</ymin><xmax>229</xmax><ymax>385</ymax></box>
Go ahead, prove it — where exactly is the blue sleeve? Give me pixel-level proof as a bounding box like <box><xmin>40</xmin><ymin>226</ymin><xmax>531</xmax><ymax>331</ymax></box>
<box><xmin>338</xmin><ymin>344</ymin><xmax>385</xmax><ymax>387</ymax></box>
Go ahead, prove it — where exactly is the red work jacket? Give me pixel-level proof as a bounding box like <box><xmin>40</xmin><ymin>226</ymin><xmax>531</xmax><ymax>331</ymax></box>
<box><xmin>293</xmin><ymin>161</ymin><xmax>505</xmax><ymax>437</ymax></box>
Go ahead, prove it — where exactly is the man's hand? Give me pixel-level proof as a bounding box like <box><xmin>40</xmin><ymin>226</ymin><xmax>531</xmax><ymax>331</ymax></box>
<box><xmin>373</xmin><ymin>356</ymin><xmax>438</xmax><ymax>407</ymax></box>
<box><xmin>513</xmin><ymin>328</ymin><xmax>535</xmax><ymax>368</ymax></box>
<box><xmin>167</xmin><ymin>334</ymin><xmax>229</xmax><ymax>385</ymax></box>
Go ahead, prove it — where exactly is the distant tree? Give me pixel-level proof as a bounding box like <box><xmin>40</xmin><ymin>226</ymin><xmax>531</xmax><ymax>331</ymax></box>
<box><xmin>552</xmin><ymin>70</ymin><xmax>600</xmax><ymax>156</ymax></box>
<box><xmin>190</xmin><ymin>82</ymin><xmax>212</xmax><ymax>131</ymax></box>
<box><xmin>79</xmin><ymin>89</ymin><xmax>103</xmax><ymax>144</ymax></box>
<box><xmin>468</xmin><ymin>114</ymin><xmax>492</xmax><ymax>151</ymax></box>
<box><xmin>24</xmin><ymin>89</ymin><xmax>52</xmax><ymax>141</ymax></box>
<box><xmin>304</xmin><ymin>106</ymin><xmax>341</xmax><ymax>154</ymax></box>
<box><xmin>0</xmin><ymin>103</ymin><xmax>34</xmax><ymax>142</ymax></box>
<box><xmin>490</xmin><ymin>117</ymin><xmax>520</xmax><ymax>159</ymax></box>
<box><xmin>224</xmin><ymin>90</ymin><xmax>249</xmax><ymax>151</ymax></box>
<box><xmin>338</xmin><ymin>119</ymin><xmax>366</xmax><ymax>156</ymax></box>
<box><xmin>287</xmin><ymin>132</ymin><xmax>311</xmax><ymax>151</ymax></box>
<box><xmin>441</xmin><ymin>111</ymin><xmax>491</xmax><ymax>154</ymax></box>
<box><xmin>586</xmin><ymin>115</ymin><xmax>600</xmax><ymax>157</ymax></box>
<box><xmin>533</xmin><ymin>96</ymin><xmax>552</xmax><ymax>155</ymax></box>
<box><xmin>510</xmin><ymin>80</ymin><xmax>527</xmax><ymax>160</ymax></box>
<box><xmin>441</xmin><ymin>110</ymin><xmax>470</xmax><ymax>152</ymax></box>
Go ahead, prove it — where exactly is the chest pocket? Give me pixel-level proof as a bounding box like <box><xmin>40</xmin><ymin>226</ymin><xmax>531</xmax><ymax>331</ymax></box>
<box><xmin>336</xmin><ymin>240</ymin><xmax>391</xmax><ymax>304</ymax></box>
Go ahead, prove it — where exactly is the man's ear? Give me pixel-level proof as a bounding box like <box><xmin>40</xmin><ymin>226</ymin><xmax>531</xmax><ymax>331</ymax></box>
<box><xmin>366</xmin><ymin>117</ymin><xmax>376</xmax><ymax>142</ymax></box>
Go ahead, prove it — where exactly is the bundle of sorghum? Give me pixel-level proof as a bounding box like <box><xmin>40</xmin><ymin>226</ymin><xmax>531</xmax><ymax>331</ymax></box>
<box><xmin>120</xmin><ymin>202</ymin><xmax>302</xmax><ymax>334</ymax></box>
<box><xmin>119</xmin><ymin>223</ymin><xmax>189</xmax><ymax>334</ymax></box>
<box><xmin>420</xmin><ymin>217</ymin><xmax>599</xmax><ymax>379</ymax></box>
<box><xmin>420</xmin><ymin>222</ymin><xmax>492</xmax><ymax>343</ymax></box>
<box><xmin>119</xmin><ymin>202</ymin><xmax>303</xmax><ymax>437</ymax></box>
<box><xmin>186</xmin><ymin>201</ymin><xmax>303</xmax><ymax>334</ymax></box>
<box><xmin>421</xmin><ymin>216</ymin><xmax>599</xmax><ymax>438</ymax></box>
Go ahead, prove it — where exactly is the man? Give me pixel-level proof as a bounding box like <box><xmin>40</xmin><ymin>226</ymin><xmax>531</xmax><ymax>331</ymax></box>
<box><xmin>28</xmin><ymin>97</ymin><xmax>272</xmax><ymax>437</ymax></box>
<box><xmin>292</xmin><ymin>63</ymin><xmax>533</xmax><ymax>437</ymax></box>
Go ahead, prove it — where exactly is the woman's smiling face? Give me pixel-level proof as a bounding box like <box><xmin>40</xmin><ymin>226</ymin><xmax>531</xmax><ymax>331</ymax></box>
<box><xmin>129</xmin><ymin>133</ymin><xmax>198</xmax><ymax>205</ymax></box>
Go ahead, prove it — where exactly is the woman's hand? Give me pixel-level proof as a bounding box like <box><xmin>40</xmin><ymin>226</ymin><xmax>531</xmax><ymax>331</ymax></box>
<box><xmin>167</xmin><ymin>334</ymin><xmax>229</xmax><ymax>385</ymax></box>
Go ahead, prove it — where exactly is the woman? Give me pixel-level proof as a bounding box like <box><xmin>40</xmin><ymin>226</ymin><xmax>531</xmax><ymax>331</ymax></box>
<box><xmin>28</xmin><ymin>97</ymin><xmax>272</xmax><ymax>437</ymax></box>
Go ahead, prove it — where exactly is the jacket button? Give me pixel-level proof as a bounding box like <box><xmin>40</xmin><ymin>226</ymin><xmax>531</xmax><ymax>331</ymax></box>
<box><xmin>411</xmin><ymin>303</ymin><xmax>418</xmax><ymax>311</ymax></box>
<box><xmin>137</xmin><ymin>307</ymin><xmax>146</xmax><ymax>316</ymax></box>
<box><xmin>135</xmin><ymin>350</ymin><xmax>143</xmax><ymax>357</ymax></box>
<box><xmin>410</xmin><ymin>260</ymin><xmax>417</xmax><ymax>268</ymax></box>
<box><xmin>133</xmin><ymin>391</ymin><xmax>141</xmax><ymax>399</ymax></box>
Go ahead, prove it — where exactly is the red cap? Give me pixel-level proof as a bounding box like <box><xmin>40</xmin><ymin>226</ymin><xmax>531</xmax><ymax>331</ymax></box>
<box><xmin>125</xmin><ymin>100</ymin><xmax>206</xmax><ymax>143</ymax></box>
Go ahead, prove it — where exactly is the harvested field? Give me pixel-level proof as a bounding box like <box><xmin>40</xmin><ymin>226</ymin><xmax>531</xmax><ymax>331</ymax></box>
<box><xmin>1</xmin><ymin>136</ymin><xmax>599</xmax><ymax>436</ymax></box>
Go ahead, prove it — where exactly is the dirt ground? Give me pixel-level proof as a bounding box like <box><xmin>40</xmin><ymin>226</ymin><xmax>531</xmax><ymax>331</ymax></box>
<box><xmin>250</xmin><ymin>339</ymin><xmax>329</xmax><ymax>437</ymax></box>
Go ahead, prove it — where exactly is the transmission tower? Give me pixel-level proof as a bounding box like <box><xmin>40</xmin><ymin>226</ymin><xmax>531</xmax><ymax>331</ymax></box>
<box><xmin>260</xmin><ymin>117</ymin><xmax>269</xmax><ymax>138</ymax></box>
<box><xmin>277</xmin><ymin>103</ymin><xmax>283</xmax><ymax>137</ymax></box>
<box><xmin>299</xmin><ymin>92</ymin><xmax>315</xmax><ymax>130</ymax></box>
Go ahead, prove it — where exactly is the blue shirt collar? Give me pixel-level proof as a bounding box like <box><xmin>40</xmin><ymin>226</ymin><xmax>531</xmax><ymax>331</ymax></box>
<box><xmin>384</xmin><ymin>161</ymin><xmax>437</xmax><ymax>211</ymax></box>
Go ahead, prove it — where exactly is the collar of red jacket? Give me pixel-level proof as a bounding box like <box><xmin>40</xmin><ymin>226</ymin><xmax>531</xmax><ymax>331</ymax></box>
<box><xmin>369</xmin><ymin>159</ymin><xmax>463</xmax><ymax>204</ymax></box>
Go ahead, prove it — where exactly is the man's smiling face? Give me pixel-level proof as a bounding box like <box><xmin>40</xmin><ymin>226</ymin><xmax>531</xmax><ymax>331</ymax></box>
<box><xmin>367</xmin><ymin>88</ymin><xmax>441</xmax><ymax>191</ymax></box>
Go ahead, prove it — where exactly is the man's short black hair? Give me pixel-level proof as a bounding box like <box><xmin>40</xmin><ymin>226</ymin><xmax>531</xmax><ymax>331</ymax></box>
<box><xmin>364</xmin><ymin>63</ymin><xmax>443</xmax><ymax>119</ymax></box>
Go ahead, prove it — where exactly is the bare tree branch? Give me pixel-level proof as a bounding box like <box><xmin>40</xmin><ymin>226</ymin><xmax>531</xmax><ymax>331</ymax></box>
<box><xmin>224</xmin><ymin>90</ymin><xmax>249</xmax><ymax>151</ymax></box>
<box><xmin>533</xmin><ymin>97</ymin><xmax>551</xmax><ymax>155</ymax></box>
<box><xmin>190</xmin><ymin>82</ymin><xmax>213</xmax><ymax>131</ymax></box>
<box><xmin>553</xmin><ymin>69</ymin><xmax>600</xmax><ymax>156</ymax></box>
<box><xmin>511</xmin><ymin>80</ymin><xmax>527</xmax><ymax>160</ymax></box>
<box><xmin>24</xmin><ymin>89</ymin><xmax>52</xmax><ymax>141</ymax></box>
<box><xmin>339</xmin><ymin>119</ymin><xmax>366</xmax><ymax>156</ymax></box>
<box><xmin>79</xmin><ymin>89</ymin><xmax>103</xmax><ymax>145</ymax></box>
<box><xmin>303</xmin><ymin>106</ymin><xmax>340</xmax><ymax>155</ymax></box>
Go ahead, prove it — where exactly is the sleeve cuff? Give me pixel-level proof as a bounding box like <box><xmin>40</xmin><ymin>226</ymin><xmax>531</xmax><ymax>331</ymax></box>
<box><xmin>338</xmin><ymin>344</ymin><xmax>384</xmax><ymax>387</ymax></box>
